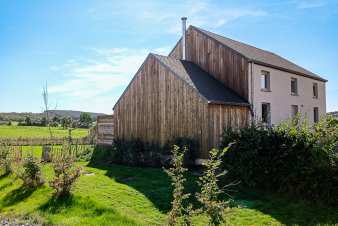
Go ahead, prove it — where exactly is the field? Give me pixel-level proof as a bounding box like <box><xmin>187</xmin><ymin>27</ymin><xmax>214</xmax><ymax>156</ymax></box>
<box><xmin>0</xmin><ymin>125</ymin><xmax>88</xmax><ymax>138</ymax></box>
<box><xmin>0</xmin><ymin>161</ymin><xmax>337</xmax><ymax>226</ymax></box>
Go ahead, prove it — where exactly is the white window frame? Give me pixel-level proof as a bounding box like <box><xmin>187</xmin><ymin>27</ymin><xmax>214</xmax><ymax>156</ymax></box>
<box><xmin>260</xmin><ymin>71</ymin><xmax>271</xmax><ymax>91</ymax></box>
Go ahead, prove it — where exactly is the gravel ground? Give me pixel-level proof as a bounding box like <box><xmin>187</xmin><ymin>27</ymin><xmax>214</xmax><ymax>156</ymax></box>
<box><xmin>0</xmin><ymin>218</ymin><xmax>40</xmax><ymax>226</ymax></box>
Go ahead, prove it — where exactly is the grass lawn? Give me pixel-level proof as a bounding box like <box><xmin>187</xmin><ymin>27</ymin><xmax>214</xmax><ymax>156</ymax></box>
<box><xmin>0</xmin><ymin>125</ymin><xmax>88</xmax><ymax>138</ymax></box>
<box><xmin>0</xmin><ymin>162</ymin><xmax>337</xmax><ymax>226</ymax></box>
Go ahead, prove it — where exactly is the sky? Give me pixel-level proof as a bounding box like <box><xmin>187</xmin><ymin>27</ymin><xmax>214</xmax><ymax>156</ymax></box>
<box><xmin>0</xmin><ymin>0</ymin><xmax>337</xmax><ymax>114</ymax></box>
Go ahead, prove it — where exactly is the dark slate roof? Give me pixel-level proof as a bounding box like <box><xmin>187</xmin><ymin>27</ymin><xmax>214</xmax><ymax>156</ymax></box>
<box><xmin>192</xmin><ymin>26</ymin><xmax>326</xmax><ymax>82</ymax></box>
<box><xmin>152</xmin><ymin>54</ymin><xmax>249</xmax><ymax>106</ymax></box>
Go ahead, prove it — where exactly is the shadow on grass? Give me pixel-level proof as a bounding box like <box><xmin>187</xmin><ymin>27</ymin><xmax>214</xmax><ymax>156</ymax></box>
<box><xmin>89</xmin><ymin>163</ymin><xmax>173</xmax><ymax>213</ymax></box>
<box><xmin>0</xmin><ymin>180</ymin><xmax>14</xmax><ymax>191</ymax></box>
<box><xmin>88</xmin><ymin>148</ymin><xmax>338</xmax><ymax>224</ymax></box>
<box><xmin>234</xmin><ymin>189</ymin><xmax>338</xmax><ymax>226</ymax></box>
<box><xmin>1</xmin><ymin>186</ymin><xmax>36</xmax><ymax>207</ymax></box>
<box><xmin>39</xmin><ymin>195</ymin><xmax>138</xmax><ymax>225</ymax></box>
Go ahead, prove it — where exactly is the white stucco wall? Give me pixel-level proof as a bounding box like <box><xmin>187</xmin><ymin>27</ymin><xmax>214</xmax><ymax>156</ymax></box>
<box><xmin>248</xmin><ymin>63</ymin><xmax>326</xmax><ymax>125</ymax></box>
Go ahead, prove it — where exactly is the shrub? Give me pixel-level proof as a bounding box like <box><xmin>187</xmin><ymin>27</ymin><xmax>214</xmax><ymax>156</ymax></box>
<box><xmin>15</xmin><ymin>155</ymin><xmax>44</xmax><ymax>187</ymax></box>
<box><xmin>49</xmin><ymin>144</ymin><xmax>82</xmax><ymax>197</ymax></box>
<box><xmin>163</xmin><ymin>137</ymin><xmax>199</xmax><ymax>166</ymax></box>
<box><xmin>106</xmin><ymin>137</ymin><xmax>199</xmax><ymax>167</ymax></box>
<box><xmin>220</xmin><ymin>116</ymin><xmax>338</xmax><ymax>206</ymax></box>
<box><xmin>0</xmin><ymin>143</ymin><xmax>11</xmax><ymax>175</ymax></box>
<box><xmin>165</xmin><ymin>145</ymin><xmax>192</xmax><ymax>226</ymax></box>
<box><xmin>196</xmin><ymin>148</ymin><xmax>230</xmax><ymax>226</ymax></box>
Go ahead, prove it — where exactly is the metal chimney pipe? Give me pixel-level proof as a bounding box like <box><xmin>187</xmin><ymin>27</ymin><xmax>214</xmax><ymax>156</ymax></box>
<box><xmin>181</xmin><ymin>17</ymin><xmax>187</xmax><ymax>60</ymax></box>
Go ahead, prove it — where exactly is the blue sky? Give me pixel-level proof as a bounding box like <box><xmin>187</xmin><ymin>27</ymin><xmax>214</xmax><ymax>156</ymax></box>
<box><xmin>0</xmin><ymin>0</ymin><xmax>337</xmax><ymax>114</ymax></box>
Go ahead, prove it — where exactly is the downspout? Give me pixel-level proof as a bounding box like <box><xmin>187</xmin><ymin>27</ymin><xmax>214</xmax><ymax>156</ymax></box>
<box><xmin>249</xmin><ymin>62</ymin><xmax>255</xmax><ymax>120</ymax></box>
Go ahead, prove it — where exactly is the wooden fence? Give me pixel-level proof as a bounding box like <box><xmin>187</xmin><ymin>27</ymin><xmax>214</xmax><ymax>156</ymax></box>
<box><xmin>0</xmin><ymin>143</ymin><xmax>95</xmax><ymax>162</ymax></box>
<box><xmin>0</xmin><ymin>136</ymin><xmax>93</xmax><ymax>146</ymax></box>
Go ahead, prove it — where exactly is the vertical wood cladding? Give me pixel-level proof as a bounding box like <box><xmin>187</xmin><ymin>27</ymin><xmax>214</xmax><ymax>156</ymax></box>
<box><xmin>113</xmin><ymin>55</ymin><xmax>249</xmax><ymax>158</ymax></box>
<box><xmin>169</xmin><ymin>27</ymin><xmax>249</xmax><ymax>100</ymax></box>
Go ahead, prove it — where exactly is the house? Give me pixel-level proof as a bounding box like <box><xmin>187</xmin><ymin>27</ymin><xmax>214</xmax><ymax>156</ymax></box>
<box><xmin>112</xmin><ymin>18</ymin><xmax>327</xmax><ymax>160</ymax></box>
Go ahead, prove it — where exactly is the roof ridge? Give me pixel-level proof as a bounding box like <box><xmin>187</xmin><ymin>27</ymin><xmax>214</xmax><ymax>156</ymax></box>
<box><xmin>189</xmin><ymin>25</ymin><xmax>326</xmax><ymax>82</ymax></box>
<box><xmin>191</xmin><ymin>26</ymin><xmax>275</xmax><ymax>57</ymax></box>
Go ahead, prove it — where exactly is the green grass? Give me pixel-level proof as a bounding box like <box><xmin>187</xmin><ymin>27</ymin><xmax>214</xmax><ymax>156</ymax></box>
<box><xmin>0</xmin><ymin>162</ymin><xmax>337</xmax><ymax>226</ymax></box>
<box><xmin>0</xmin><ymin>125</ymin><xmax>88</xmax><ymax>138</ymax></box>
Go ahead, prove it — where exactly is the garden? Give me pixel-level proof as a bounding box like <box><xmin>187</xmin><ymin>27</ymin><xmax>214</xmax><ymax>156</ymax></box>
<box><xmin>0</xmin><ymin>116</ymin><xmax>337</xmax><ymax>226</ymax></box>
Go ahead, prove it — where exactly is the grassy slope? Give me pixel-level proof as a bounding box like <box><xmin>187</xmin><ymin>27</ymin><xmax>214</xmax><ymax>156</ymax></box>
<box><xmin>0</xmin><ymin>163</ymin><xmax>337</xmax><ymax>226</ymax></box>
<box><xmin>0</xmin><ymin>125</ymin><xmax>88</xmax><ymax>138</ymax></box>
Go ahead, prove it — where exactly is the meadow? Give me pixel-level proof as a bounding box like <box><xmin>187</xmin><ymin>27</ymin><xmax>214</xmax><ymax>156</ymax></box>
<box><xmin>0</xmin><ymin>124</ymin><xmax>337</xmax><ymax>225</ymax></box>
<box><xmin>0</xmin><ymin>125</ymin><xmax>88</xmax><ymax>138</ymax></box>
<box><xmin>0</xmin><ymin>160</ymin><xmax>337</xmax><ymax>226</ymax></box>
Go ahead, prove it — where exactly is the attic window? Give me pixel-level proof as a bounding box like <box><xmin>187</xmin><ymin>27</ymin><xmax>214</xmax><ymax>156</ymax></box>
<box><xmin>260</xmin><ymin>71</ymin><xmax>270</xmax><ymax>91</ymax></box>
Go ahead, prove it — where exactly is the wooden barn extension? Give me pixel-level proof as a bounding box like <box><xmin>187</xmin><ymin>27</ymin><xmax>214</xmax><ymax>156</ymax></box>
<box><xmin>113</xmin><ymin>53</ymin><xmax>250</xmax><ymax>159</ymax></box>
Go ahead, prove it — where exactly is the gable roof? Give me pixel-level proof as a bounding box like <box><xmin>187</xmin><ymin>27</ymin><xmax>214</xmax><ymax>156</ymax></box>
<box><xmin>152</xmin><ymin>54</ymin><xmax>249</xmax><ymax>106</ymax></box>
<box><xmin>190</xmin><ymin>26</ymin><xmax>327</xmax><ymax>82</ymax></box>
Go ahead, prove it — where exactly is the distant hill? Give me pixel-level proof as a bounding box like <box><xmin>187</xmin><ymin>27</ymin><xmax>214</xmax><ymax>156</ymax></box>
<box><xmin>0</xmin><ymin>110</ymin><xmax>106</xmax><ymax>122</ymax></box>
<box><xmin>328</xmin><ymin>111</ymin><xmax>338</xmax><ymax>118</ymax></box>
<box><xmin>46</xmin><ymin>110</ymin><xmax>105</xmax><ymax>120</ymax></box>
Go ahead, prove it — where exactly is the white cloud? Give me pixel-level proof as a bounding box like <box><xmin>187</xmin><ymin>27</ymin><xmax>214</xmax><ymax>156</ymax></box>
<box><xmin>297</xmin><ymin>0</ymin><xmax>327</xmax><ymax>9</ymax></box>
<box><xmin>48</xmin><ymin>47</ymin><xmax>171</xmax><ymax>113</ymax></box>
<box><xmin>49</xmin><ymin>48</ymin><xmax>149</xmax><ymax>98</ymax></box>
<box><xmin>139</xmin><ymin>0</ymin><xmax>267</xmax><ymax>34</ymax></box>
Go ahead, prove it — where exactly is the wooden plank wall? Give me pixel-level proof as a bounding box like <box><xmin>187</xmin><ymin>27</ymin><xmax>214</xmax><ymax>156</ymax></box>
<box><xmin>169</xmin><ymin>27</ymin><xmax>249</xmax><ymax>100</ymax></box>
<box><xmin>113</xmin><ymin>55</ymin><xmax>249</xmax><ymax>158</ymax></box>
<box><xmin>207</xmin><ymin>104</ymin><xmax>249</xmax><ymax>156</ymax></box>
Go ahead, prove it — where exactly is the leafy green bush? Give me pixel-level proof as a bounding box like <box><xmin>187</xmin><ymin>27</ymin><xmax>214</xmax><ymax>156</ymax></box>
<box><xmin>220</xmin><ymin>116</ymin><xmax>338</xmax><ymax>206</ymax></box>
<box><xmin>15</xmin><ymin>156</ymin><xmax>44</xmax><ymax>187</ymax></box>
<box><xmin>50</xmin><ymin>144</ymin><xmax>82</xmax><ymax>197</ymax></box>
<box><xmin>90</xmin><ymin>137</ymin><xmax>198</xmax><ymax>167</ymax></box>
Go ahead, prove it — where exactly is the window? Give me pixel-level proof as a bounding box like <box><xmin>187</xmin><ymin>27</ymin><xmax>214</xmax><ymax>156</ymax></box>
<box><xmin>260</xmin><ymin>71</ymin><xmax>270</xmax><ymax>91</ymax></box>
<box><xmin>291</xmin><ymin>78</ymin><xmax>298</xmax><ymax>95</ymax></box>
<box><xmin>313</xmin><ymin>83</ymin><xmax>318</xmax><ymax>99</ymax></box>
<box><xmin>313</xmin><ymin>107</ymin><xmax>319</xmax><ymax>123</ymax></box>
<box><xmin>291</xmin><ymin>105</ymin><xmax>298</xmax><ymax>118</ymax></box>
<box><xmin>262</xmin><ymin>103</ymin><xmax>271</xmax><ymax>125</ymax></box>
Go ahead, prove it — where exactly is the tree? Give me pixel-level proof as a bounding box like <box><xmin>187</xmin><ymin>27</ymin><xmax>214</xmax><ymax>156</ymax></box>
<box><xmin>61</xmin><ymin>116</ymin><xmax>72</xmax><ymax>129</ymax></box>
<box><xmin>25</xmin><ymin>116</ymin><xmax>32</xmax><ymax>126</ymax></box>
<box><xmin>42</xmin><ymin>83</ymin><xmax>53</xmax><ymax>137</ymax></box>
<box><xmin>79</xmin><ymin>112</ymin><xmax>92</xmax><ymax>128</ymax></box>
<box><xmin>52</xmin><ymin>115</ymin><xmax>60</xmax><ymax>123</ymax></box>
<box><xmin>41</xmin><ymin>116</ymin><xmax>47</xmax><ymax>127</ymax></box>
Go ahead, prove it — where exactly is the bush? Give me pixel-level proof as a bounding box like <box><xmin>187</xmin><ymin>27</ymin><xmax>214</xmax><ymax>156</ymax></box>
<box><xmin>15</xmin><ymin>155</ymin><xmax>44</xmax><ymax>187</ymax></box>
<box><xmin>165</xmin><ymin>145</ymin><xmax>192</xmax><ymax>226</ymax></box>
<box><xmin>49</xmin><ymin>144</ymin><xmax>82</xmax><ymax>197</ymax></box>
<box><xmin>220</xmin><ymin>116</ymin><xmax>338</xmax><ymax>206</ymax></box>
<box><xmin>111</xmin><ymin>139</ymin><xmax>163</xmax><ymax>167</ymax></box>
<box><xmin>92</xmin><ymin>137</ymin><xmax>199</xmax><ymax>167</ymax></box>
<box><xmin>0</xmin><ymin>143</ymin><xmax>11</xmax><ymax>175</ymax></box>
<box><xmin>196</xmin><ymin>148</ymin><xmax>230</xmax><ymax>226</ymax></box>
